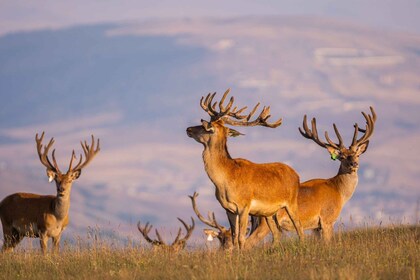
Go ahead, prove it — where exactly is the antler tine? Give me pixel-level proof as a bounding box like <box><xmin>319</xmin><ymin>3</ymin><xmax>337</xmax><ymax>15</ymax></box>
<box><xmin>211</xmin><ymin>212</ymin><xmax>228</xmax><ymax>232</ymax></box>
<box><xmin>67</xmin><ymin>150</ymin><xmax>83</xmax><ymax>173</ymax></box>
<box><xmin>223</xmin><ymin>105</ymin><xmax>283</xmax><ymax>128</ymax></box>
<box><xmin>200</xmin><ymin>92</ymin><xmax>222</xmax><ymax>120</ymax></box>
<box><xmin>229</xmin><ymin>105</ymin><xmax>249</xmax><ymax>120</ymax></box>
<box><xmin>369</xmin><ymin>106</ymin><xmax>377</xmax><ymax>122</ymax></box>
<box><xmin>246</xmin><ymin>103</ymin><xmax>260</xmax><ymax>121</ymax></box>
<box><xmin>51</xmin><ymin>149</ymin><xmax>62</xmax><ymax>174</ymax></box>
<box><xmin>321</xmin><ymin>121</ymin><xmax>345</xmax><ymax>150</ymax></box>
<box><xmin>351</xmin><ymin>123</ymin><xmax>359</xmax><ymax>146</ymax></box>
<box><xmin>35</xmin><ymin>132</ymin><xmax>60</xmax><ymax>173</ymax></box>
<box><xmin>352</xmin><ymin>106</ymin><xmax>376</xmax><ymax>147</ymax></box>
<box><xmin>154</xmin><ymin>228</ymin><xmax>167</xmax><ymax>246</ymax></box>
<box><xmin>218</xmin><ymin>88</ymin><xmax>234</xmax><ymax>115</ymax></box>
<box><xmin>137</xmin><ymin>221</ymin><xmax>161</xmax><ymax>245</ymax></box>
<box><xmin>72</xmin><ymin>135</ymin><xmax>100</xmax><ymax>172</ymax></box>
<box><xmin>333</xmin><ymin>123</ymin><xmax>345</xmax><ymax>148</ymax></box>
<box><xmin>324</xmin><ymin>130</ymin><xmax>341</xmax><ymax>150</ymax></box>
<box><xmin>189</xmin><ymin>192</ymin><xmax>219</xmax><ymax>228</ymax></box>
<box><xmin>172</xmin><ymin>227</ymin><xmax>183</xmax><ymax>246</ymax></box>
<box><xmin>199</xmin><ymin>89</ymin><xmax>282</xmax><ymax>127</ymax></box>
<box><xmin>172</xmin><ymin>217</ymin><xmax>195</xmax><ymax>246</ymax></box>
<box><xmin>298</xmin><ymin>116</ymin><xmax>328</xmax><ymax>148</ymax></box>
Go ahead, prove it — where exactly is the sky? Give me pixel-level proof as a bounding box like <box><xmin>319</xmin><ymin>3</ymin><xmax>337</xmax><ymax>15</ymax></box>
<box><xmin>1</xmin><ymin>0</ymin><xmax>419</xmax><ymax>36</ymax></box>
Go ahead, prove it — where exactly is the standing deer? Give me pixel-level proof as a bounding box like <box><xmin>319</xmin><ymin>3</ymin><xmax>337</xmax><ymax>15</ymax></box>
<box><xmin>0</xmin><ymin>132</ymin><xmax>100</xmax><ymax>253</ymax></box>
<box><xmin>137</xmin><ymin>218</ymin><xmax>195</xmax><ymax>251</ymax></box>
<box><xmin>247</xmin><ymin>107</ymin><xmax>377</xmax><ymax>243</ymax></box>
<box><xmin>186</xmin><ymin>89</ymin><xmax>304</xmax><ymax>249</ymax></box>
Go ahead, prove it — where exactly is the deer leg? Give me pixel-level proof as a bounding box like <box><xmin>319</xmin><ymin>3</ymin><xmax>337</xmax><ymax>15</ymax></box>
<box><xmin>52</xmin><ymin>234</ymin><xmax>61</xmax><ymax>254</ymax></box>
<box><xmin>312</xmin><ymin>218</ymin><xmax>322</xmax><ymax>240</ymax></box>
<box><xmin>266</xmin><ymin>216</ymin><xmax>282</xmax><ymax>244</ymax></box>
<box><xmin>226</xmin><ymin>210</ymin><xmax>238</xmax><ymax>248</ymax></box>
<box><xmin>313</xmin><ymin>229</ymin><xmax>322</xmax><ymax>240</ymax></box>
<box><xmin>245</xmin><ymin>217</ymin><xmax>270</xmax><ymax>249</ymax></box>
<box><xmin>284</xmin><ymin>204</ymin><xmax>305</xmax><ymax>241</ymax></box>
<box><xmin>2</xmin><ymin>226</ymin><xmax>14</xmax><ymax>253</ymax></box>
<box><xmin>2</xmin><ymin>227</ymin><xmax>22</xmax><ymax>253</ymax></box>
<box><xmin>238</xmin><ymin>208</ymin><xmax>250</xmax><ymax>249</ymax></box>
<box><xmin>39</xmin><ymin>233</ymin><xmax>49</xmax><ymax>254</ymax></box>
<box><xmin>321</xmin><ymin>221</ymin><xmax>334</xmax><ymax>243</ymax></box>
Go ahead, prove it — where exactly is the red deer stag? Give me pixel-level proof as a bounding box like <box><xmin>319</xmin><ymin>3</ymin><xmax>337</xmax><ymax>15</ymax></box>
<box><xmin>247</xmin><ymin>107</ymin><xmax>377</xmax><ymax>243</ymax></box>
<box><xmin>137</xmin><ymin>218</ymin><xmax>195</xmax><ymax>251</ymax></box>
<box><xmin>186</xmin><ymin>89</ymin><xmax>304</xmax><ymax>249</ymax></box>
<box><xmin>0</xmin><ymin>132</ymin><xmax>100</xmax><ymax>253</ymax></box>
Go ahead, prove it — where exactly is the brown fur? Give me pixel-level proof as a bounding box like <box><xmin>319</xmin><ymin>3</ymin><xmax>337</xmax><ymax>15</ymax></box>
<box><xmin>187</xmin><ymin>120</ymin><xmax>304</xmax><ymax>249</ymax></box>
<box><xmin>246</xmin><ymin>108</ymin><xmax>375</xmax><ymax>245</ymax></box>
<box><xmin>0</xmin><ymin>133</ymin><xmax>99</xmax><ymax>254</ymax></box>
<box><xmin>0</xmin><ymin>193</ymin><xmax>70</xmax><ymax>252</ymax></box>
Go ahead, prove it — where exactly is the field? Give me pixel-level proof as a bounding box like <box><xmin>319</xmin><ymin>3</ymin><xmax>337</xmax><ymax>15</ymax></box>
<box><xmin>0</xmin><ymin>226</ymin><xmax>418</xmax><ymax>280</ymax></box>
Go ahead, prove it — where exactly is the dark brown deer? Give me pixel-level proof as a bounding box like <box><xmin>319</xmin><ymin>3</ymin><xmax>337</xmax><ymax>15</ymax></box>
<box><xmin>0</xmin><ymin>132</ymin><xmax>100</xmax><ymax>253</ymax></box>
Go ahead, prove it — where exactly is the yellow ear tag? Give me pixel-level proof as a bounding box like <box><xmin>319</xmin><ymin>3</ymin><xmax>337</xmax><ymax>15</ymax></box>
<box><xmin>331</xmin><ymin>153</ymin><xmax>339</xmax><ymax>161</ymax></box>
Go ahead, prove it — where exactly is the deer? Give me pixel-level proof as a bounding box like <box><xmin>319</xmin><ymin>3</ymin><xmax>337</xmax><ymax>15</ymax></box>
<box><xmin>186</xmin><ymin>89</ymin><xmax>304</xmax><ymax>249</ymax></box>
<box><xmin>246</xmin><ymin>107</ymin><xmax>377</xmax><ymax>243</ymax></box>
<box><xmin>137</xmin><ymin>218</ymin><xmax>195</xmax><ymax>251</ymax></box>
<box><xmin>0</xmin><ymin>132</ymin><xmax>100</xmax><ymax>253</ymax></box>
<box><xmin>189</xmin><ymin>192</ymin><xmax>262</xmax><ymax>250</ymax></box>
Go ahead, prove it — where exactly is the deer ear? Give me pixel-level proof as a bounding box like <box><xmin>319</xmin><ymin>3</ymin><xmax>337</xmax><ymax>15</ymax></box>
<box><xmin>71</xmin><ymin>170</ymin><xmax>82</xmax><ymax>180</ymax></box>
<box><xmin>228</xmin><ymin>128</ymin><xmax>244</xmax><ymax>137</ymax></box>
<box><xmin>203</xmin><ymin>229</ymin><xmax>218</xmax><ymax>241</ymax></box>
<box><xmin>46</xmin><ymin>170</ymin><xmax>56</xmax><ymax>183</ymax></box>
<box><xmin>326</xmin><ymin>146</ymin><xmax>341</xmax><ymax>160</ymax></box>
<box><xmin>201</xmin><ymin>120</ymin><xmax>215</xmax><ymax>133</ymax></box>
<box><xmin>356</xmin><ymin>141</ymin><xmax>369</xmax><ymax>155</ymax></box>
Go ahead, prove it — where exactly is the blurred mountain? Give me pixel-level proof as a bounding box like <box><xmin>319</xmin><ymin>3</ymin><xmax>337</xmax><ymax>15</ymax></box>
<box><xmin>0</xmin><ymin>16</ymin><xmax>419</xmax><ymax>243</ymax></box>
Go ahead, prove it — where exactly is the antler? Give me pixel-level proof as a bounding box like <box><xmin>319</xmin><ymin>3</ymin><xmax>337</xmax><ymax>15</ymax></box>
<box><xmin>137</xmin><ymin>221</ymin><xmax>164</xmax><ymax>246</ymax></box>
<box><xmin>68</xmin><ymin>135</ymin><xmax>100</xmax><ymax>173</ymax></box>
<box><xmin>137</xmin><ymin>218</ymin><xmax>195</xmax><ymax>249</ymax></box>
<box><xmin>171</xmin><ymin>218</ymin><xmax>195</xmax><ymax>247</ymax></box>
<box><xmin>299</xmin><ymin>115</ymin><xmax>344</xmax><ymax>150</ymax></box>
<box><xmin>200</xmin><ymin>89</ymin><xmax>282</xmax><ymax>128</ymax></box>
<box><xmin>300</xmin><ymin>106</ymin><xmax>377</xmax><ymax>150</ymax></box>
<box><xmin>189</xmin><ymin>192</ymin><xmax>228</xmax><ymax>232</ymax></box>
<box><xmin>35</xmin><ymin>132</ymin><xmax>62</xmax><ymax>174</ymax></box>
<box><xmin>351</xmin><ymin>106</ymin><xmax>376</xmax><ymax>148</ymax></box>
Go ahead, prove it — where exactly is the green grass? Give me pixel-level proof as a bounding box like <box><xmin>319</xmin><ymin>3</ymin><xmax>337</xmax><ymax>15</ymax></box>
<box><xmin>0</xmin><ymin>226</ymin><xmax>418</xmax><ymax>280</ymax></box>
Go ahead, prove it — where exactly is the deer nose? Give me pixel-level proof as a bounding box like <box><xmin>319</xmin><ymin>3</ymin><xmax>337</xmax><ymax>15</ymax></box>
<box><xmin>351</xmin><ymin>162</ymin><xmax>358</xmax><ymax>168</ymax></box>
<box><xmin>186</xmin><ymin>127</ymin><xmax>194</xmax><ymax>137</ymax></box>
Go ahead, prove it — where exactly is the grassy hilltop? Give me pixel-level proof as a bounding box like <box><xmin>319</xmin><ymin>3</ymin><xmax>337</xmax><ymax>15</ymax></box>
<box><xmin>0</xmin><ymin>226</ymin><xmax>418</xmax><ymax>280</ymax></box>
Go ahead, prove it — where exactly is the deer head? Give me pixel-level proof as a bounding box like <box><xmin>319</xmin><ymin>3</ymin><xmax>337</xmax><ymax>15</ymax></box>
<box><xmin>35</xmin><ymin>132</ymin><xmax>100</xmax><ymax>196</ymax></box>
<box><xmin>299</xmin><ymin>107</ymin><xmax>376</xmax><ymax>174</ymax></box>
<box><xmin>137</xmin><ymin>218</ymin><xmax>195</xmax><ymax>251</ymax></box>
<box><xmin>186</xmin><ymin>88</ymin><xmax>282</xmax><ymax>147</ymax></box>
<box><xmin>188</xmin><ymin>192</ymin><xmax>233</xmax><ymax>249</ymax></box>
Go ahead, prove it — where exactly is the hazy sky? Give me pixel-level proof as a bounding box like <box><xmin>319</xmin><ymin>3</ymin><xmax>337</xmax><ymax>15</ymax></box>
<box><xmin>1</xmin><ymin>0</ymin><xmax>419</xmax><ymax>36</ymax></box>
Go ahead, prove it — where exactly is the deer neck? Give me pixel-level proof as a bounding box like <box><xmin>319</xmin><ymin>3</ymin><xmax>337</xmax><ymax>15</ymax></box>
<box><xmin>330</xmin><ymin>166</ymin><xmax>359</xmax><ymax>203</ymax></box>
<box><xmin>202</xmin><ymin>137</ymin><xmax>234</xmax><ymax>189</ymax></box>
<box><xmin>53</xmin><ymin>190</ymin><xmax>71</xmax><ymax>220</ymax></box>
